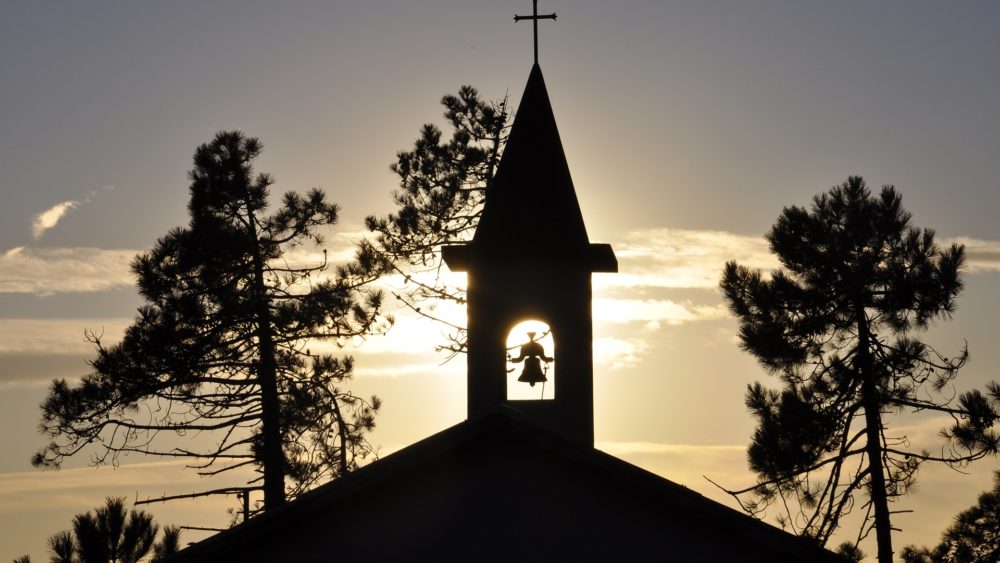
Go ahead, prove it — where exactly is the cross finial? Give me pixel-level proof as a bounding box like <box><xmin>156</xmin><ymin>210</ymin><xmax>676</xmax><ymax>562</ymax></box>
<box><xmin>514</xmin><ymin>0</ymin><xmax>557</xmax><ymax>65</ymax></box>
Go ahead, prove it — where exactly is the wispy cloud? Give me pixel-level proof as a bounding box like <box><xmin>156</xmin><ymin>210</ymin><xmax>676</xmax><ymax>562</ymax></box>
<box><xmin>32</xmin><ymin>201</ymin><xmax>79</xmax><ymax>239</ymax></box>
<box><xmin>278</xmin><ymin>229</ymin><xmax>372</xmax><ymax>267</ymax></box>
<box><xmin>948</xmin><ymin>237</ymin><xmax>1000</xmax><ymax>273</ymax></box>
<box><xmin>0</xmin><ymin>318</ymin><xmax>132</xmax><ymax>383</ymax></box>
<box><xmin>595</xmin><ymin>337</ymin><xmax>650</xmax><ymax>370</ymax></box>
<box><xmin>0</xmin><ymin>315</ymin><xmax>453</xmax><ymax>381</ymax></box>
<box><xmin>0</xmin><ymin>460</ymin><xmax>250</xmax><ymax>557</ymax></box>
<box><xmin>600</xmin><ymin>228</ymin><xmax>775</xmax><ymax>291</ymax></box>
<box><xmin>596</xmin><ymin>441</ymin><xmax>745</xmax><ymax>456</ymax></box>
<box><xmin>0</xmin><ymin>460</ymin><xmax>205</xmax><ymax>510</ymax></box>
<box><xmin>1</xmin><ymin>227</ymin><xmax>362</xmax><ymax>298</ymax></box>
<box><xmin>31</xmin><ymin>186</ymin><xmax>114</xmax><ymax>240</ymax></box>
<box><xmin>0</xmin><ymin>318</ymin><xmax>130</xmax><ymax>355</ymax></box>
<box><xmin>353</xmin><ymin>360</ymin><xmax>463</xmax><ymax>378</ymax></box>
<box><xmin>4</xmin><ymin>229</ymin><xmax>992</xmax><ymax>379</ymax></box>
<box><xmin>598</xmin><ymin>229</ymin><xmax>1000</xmax><ymax>292</ymax></box>
<box><xmin>594</xmin><ymin>440</ymin><xmax>752</xmax><ymax>496</ymax></box>
<box><xmin>594</xmin><ymin>299</ymin><xmax>729</xmax><ymax>325</ymax></box>
<box><xmin>0</xmin><ymin>246</ymin><xmax>135</xmax><ymax>295</ymax></box>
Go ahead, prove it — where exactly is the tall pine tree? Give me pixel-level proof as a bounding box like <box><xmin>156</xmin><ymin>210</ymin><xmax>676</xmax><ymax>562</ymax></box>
<box><xmin>35</xmin><ymin>132</ymin><xmax>386</xmax><ymax>512</ymax></box>
<box><xmin>720</xmin><ymin>177</ymin><xmax>1000</xmax><ymax>563</ymax></box>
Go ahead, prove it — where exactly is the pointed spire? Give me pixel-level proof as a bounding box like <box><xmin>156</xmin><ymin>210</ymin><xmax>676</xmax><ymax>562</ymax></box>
<box><xmin>474</xmin><ymin>64</ymin><xmax>591</xmax><ymax>254</ymax></box>
<box><xmin>440</xmin><ymin>62</ymin><xmax>617</xmax><ymax>446</ymax></box>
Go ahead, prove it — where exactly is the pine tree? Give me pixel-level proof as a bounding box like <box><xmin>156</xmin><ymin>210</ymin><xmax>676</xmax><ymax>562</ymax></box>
<box><xmin>34</xmin><ymin>132</ymin><xmax>387</xmax><ymax>512</ymax></box>
<box><xmin>43</xmin><ymin>497</ymin><xmax>179</xmax><ymax>563</ymax></box>
<box><xmin>362</xmin><ymin>86</ymin><xmax>508</xmax><ymax>354</ymax></box>
<box><xmin>902</xmin><ymin>471</ymin><xmax>1000</xmax><ymax>562</ymax></box>
<box><xmin>720</xmin><ymin>176</ymin><xmax>1000</xmax><ymax>563</ymax></box>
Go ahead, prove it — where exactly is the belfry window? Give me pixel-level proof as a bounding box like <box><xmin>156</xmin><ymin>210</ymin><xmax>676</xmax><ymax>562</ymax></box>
<box><xmin>506</xmin><ymin>320</ymin><xmax>555</xmax><ymax>400</ymax></box>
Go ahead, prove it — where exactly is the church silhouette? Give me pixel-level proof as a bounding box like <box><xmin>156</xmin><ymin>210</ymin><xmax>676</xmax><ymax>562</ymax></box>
<box><xmin>166</xmin><ymin>62</ymin><xmax>845</xmax><ymax>563</ymax></box>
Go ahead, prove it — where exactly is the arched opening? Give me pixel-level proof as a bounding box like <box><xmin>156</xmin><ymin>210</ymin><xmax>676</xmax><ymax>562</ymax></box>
<box><xmin>506</xmin><ymin>320</ymin><xmax>555</xmax><ymax>400</ymax></box>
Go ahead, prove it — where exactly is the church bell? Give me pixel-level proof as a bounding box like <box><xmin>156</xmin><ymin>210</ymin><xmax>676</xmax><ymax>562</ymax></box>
<box><xmin>517</xmin><ymin>357</ymin><xmax>547</xmax><ymax>387</ymax></box>
<box><xmin>511</xmin><ymin>331</ymin><xmax>552</xmax><ymax>387</ymax></box>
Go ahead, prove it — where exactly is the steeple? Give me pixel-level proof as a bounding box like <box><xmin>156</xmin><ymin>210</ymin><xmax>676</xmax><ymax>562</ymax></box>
<box><xmin>473</xmin><ymin>64</ymin><xmax>591</xmax><ymax>254</ymax></box>
<box><xmin>443</xmin><ymin>64</ymin><xmax>616</xmax><ymax>446</ymax></box>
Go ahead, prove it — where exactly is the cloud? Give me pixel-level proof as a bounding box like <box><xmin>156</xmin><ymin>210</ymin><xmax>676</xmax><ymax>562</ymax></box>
<box><xmin>594</xmin><ymin>298</ymin><xmax>729</xmax><ymax>325</ymax></box>
<box><xmin>0</xmin><ymin>460</ymin><xmax>206</xmax><ymax>510</ymax></box>
<box><xmin>31</xmin><ymin>186</ymin><xmax>114</xmax><ymax>240</ymax></box>
<box><xmin>595</xmin><ymin>337</ymin><xmax>650</xmax><ymax>370</ymax></box>
<box><xmin>0</xmin><ymin>246</ymin><xmax>136</xmax><ymax>295</ymax></box>
<box><xmin>353</xmin><ymin>361</ymin><xmax>463</xmax><ymax>378</ymax></box>
<box><xmin>307</xmin><ymin>301</ymin><xmax>465</xmax><ymax>357</ymax></box>
<box><xmin>591</xmin><ymin>297</ymin><xmax>733</xmax><ymax>369</ymax></box>
<box><xmin>0</xmin><ymin>227</ymin><xmax>366</xmax><ymax>297</ymax></box>
<box><xmin>948</xmin><ymin>236</ymin><xmax>1000</xmax><ymax>273</ymax></box>
<box><xmin>32</xmin><ymin>201</ymin><xmax>79</xmax><ymax>239</ymax></box>
<box><xmin>0</xmin><ymin>315</ymin><xmax>459</xmax><ymax>381</ymax></box>
<box><xmin>597</xmin><ymin>229</ymin><xmax>1000</xmax><ymax>292</ymax></box>
<box><xmin>594</xmin><ymin>440</ymin><xmax>752</xmax><ymax>499</ymax></box>
<box><xmin>0</xmin><ymin>318</ymin><xmax>130</xmax><ymax>355</ymax></box>
<box><xmin>0</xmin><ymin>460</ymin><xmax>251</xmax><ymax>557</ymax></box>
<box><xmin>278</xmin><ymin>229</ymin><xmax>372</xmax><ymax>268</ymax></box>
<box><xmin>596</xmin><ymin>441</ymin><xmax>744</xmax><ymax>457</ymax></box>
<box><xmin>0</xmin><ymin>319</ymin><xmax>132</xmax><ymax>383</ymax></box>
<box><xmin>6</xmin><ymin>228</ymin><xmax>996</xmax><ymax>300</ymax></box>
<box><xmin>599</xmin><ymin>228</ymin><xmax>775</xmax><ymax>291</ymax></box>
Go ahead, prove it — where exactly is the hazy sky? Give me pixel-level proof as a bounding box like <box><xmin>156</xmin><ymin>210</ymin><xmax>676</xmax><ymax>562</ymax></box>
<box><xmin>3</xmin><ymin>1</ymin><xmax>1000</xmax><ymax>560</ymax></box>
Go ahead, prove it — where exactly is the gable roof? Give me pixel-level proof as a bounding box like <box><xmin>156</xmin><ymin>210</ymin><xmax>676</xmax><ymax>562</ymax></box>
<box><xmin>167</xmin><ymin>409</ymin><xmax>845</xmax><ymax>562</ymax></box>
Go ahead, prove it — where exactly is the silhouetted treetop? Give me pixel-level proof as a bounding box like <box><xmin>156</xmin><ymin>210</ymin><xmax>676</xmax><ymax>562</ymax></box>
<box><xmin>36</xmin><ymin>497</ymin><xmax>179</xmax><ymax>563</ymax></box>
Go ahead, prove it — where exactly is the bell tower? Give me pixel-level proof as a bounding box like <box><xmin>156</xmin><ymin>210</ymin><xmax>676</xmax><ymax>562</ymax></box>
<box><xmin>442</xmin><ymin>64</ymin><xmax>617</xmax><ymax>446</ymax></box>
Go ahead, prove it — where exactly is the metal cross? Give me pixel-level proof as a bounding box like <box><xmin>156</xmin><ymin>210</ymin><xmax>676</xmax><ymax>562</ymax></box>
<box><xmin>514</xmin><ymin>0</ymin><xmax>557</xmax><ymax>65</ymax></box>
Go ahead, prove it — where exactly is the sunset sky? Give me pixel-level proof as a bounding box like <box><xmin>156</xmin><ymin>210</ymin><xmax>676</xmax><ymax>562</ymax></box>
<box><xmin>3</xmin><ymin>1</ymin><xmax>1000</xmax><ymax>560</ymax></box>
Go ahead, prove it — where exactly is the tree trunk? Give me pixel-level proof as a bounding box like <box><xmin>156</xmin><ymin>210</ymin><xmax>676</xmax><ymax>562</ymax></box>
<box><xmin>246</xmin><ymin>207</ymin><xmax>286</xmax><ymax>511</ymax></box>
<box><xmin>330</xmin><ymin>393</ymin><xmax>349</xmax><ymax>477</ymax></box>
<box><xmin>253</xmin><ymin>303</ymin><xmax>285</xmax><ymax>510</ymax></box>
<box><xmin>856</xmin><ymin>305</ymin><xmax>893</xmax><ymax>563</ymax></box>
